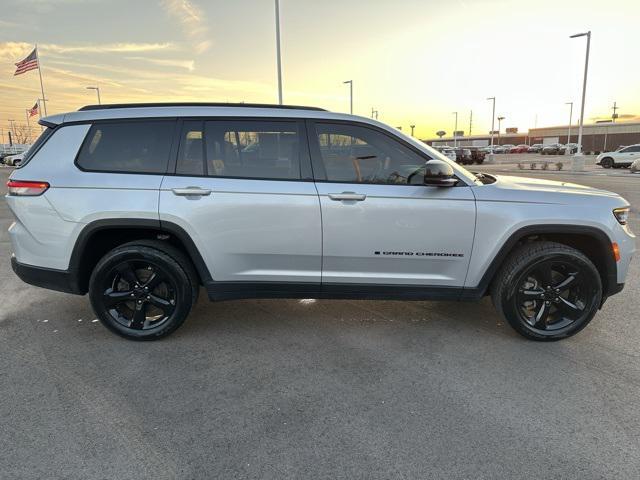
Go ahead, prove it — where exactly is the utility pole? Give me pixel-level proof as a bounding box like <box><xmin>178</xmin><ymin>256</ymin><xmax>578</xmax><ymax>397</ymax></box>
<box><xmin>487</xmin><ymin>97</ymin><xmax>495</xmax><ymax>163</ymax></box>
<box><xmin>468</xmin><ymin>110</ymin><xmax>473</xmax><ymax>136</ymax></box>
<box><xmin>565</xmin><ymin>102</ymin><xmax>573</xmax><ymax>143</ymax></box>
<box><xmin>570</xmin><ymin>30</ymin><xmax>591</xmax><ymax>170</ymax></box>
<box><xmin>275</xmin><ymin>0</ymin><xmax>283</xmax><ymax>104</ymax></box>
<box><xmin>452</xmin><ymin>111</ymin><xmax>458</xmax><ymax>147</ymax></box>
<box><xmin>497</xmin><ymin>116</ymin><xmax>505</xmax><ymax>145</ymax></box>
<box><xmin>343</xmin><ymin>80</ymin><xmax>353</xmax><ymax>114</ymax></box>
<box><xmin>612</xmin><ymin>101</ymin><xmax>619</xmax><ymax>122</ymax></box>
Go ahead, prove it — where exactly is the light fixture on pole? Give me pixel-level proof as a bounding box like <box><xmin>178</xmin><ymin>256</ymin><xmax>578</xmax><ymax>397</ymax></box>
<box><xmin>497</xmin><ymin>116</ymin><xmax>505</xmax><ymax>145</ymax></box>
<box><xmin>452</xmin><ymin>111</ymin><xmax>458</xmax><ymax>147</ymax></box>
<box><xmin>275</xmin><ymin>0</ymin><xmax>283</xmax><ymax>105</ymax></box>
<box><xmin>486</xmin><ymin>97</ymin><xmax>496</xmax><ymax>163</ymax></box>
<box><xmin>410</xmin><ymin>125</ymin><xmax>416</xmax><ymax>137</ymax></box>
<box><xmin>86</xmin><ymin>86</ymin><xmax>101</xmax><ymax>104</ymax></box>
<box><xmin>343</xmin><ymin>80</ymin><xmax>353</xmax><ymax>114</ymax></box>
<box><xmin>565</xmin><ymin>101</ymin><xmax>573</xmax><ymax>144</ymax></box>
<box><xmin>570</xmin><ymin>30</ymin><xmax>591</xmax><ymax>170</ymax></box>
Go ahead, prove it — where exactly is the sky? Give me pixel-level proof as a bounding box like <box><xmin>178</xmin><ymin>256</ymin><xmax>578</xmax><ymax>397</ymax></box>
<box><xmin>1</xmin><ymin>0</ymin><xmax>639</xmax><ymax>141</ymax></box>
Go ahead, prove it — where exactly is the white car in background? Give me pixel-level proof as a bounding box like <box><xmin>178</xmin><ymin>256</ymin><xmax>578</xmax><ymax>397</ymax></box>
<box><xmin>596</xmin><ymin>144</ymin><xmax>640</xmax><ymax>168</ymax></box>
<box><xmin>434</xmin><ymin>146</ymin><xmax>457</xmax><ymax>162</ymax></box>
<box><xmin>4</xmin><ymin>153</ymin><xmax>25</xmax><ymax>167</ymax></box>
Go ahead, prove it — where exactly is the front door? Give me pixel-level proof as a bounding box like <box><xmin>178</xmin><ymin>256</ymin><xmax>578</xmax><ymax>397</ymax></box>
<box><xmin>308</xmin><ymin>121</ymin><xmax>476</xmax><ymax>287</ymax></box>
<box><xmin>160</xmin><ymin>118</ymin><xmax>321</xmax><ymax>286</ymax></box>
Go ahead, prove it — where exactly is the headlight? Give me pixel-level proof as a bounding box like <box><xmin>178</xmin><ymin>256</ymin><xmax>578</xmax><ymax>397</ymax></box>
<box><xmin>613</xmin><ymin>207</ymin><xmax>630</xmax><ymax>225</ymax></box>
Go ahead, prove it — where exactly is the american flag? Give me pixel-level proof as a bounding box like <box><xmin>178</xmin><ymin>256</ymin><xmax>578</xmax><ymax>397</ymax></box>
<box><xmin>14</xmin><ymin>48</ymin><xmax>39</xmax><ymax>76</ymax></box>
<box><xmin>28</xmin><ymin>102</ymin><xmax>39</xmax><ymax>117</ymax></box>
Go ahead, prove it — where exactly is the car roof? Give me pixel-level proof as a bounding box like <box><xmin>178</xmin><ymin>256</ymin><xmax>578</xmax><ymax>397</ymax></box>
<box><xmin>40</xmin><ymin>102</ymin><xmax>363</xmax><ymax>126</ymax></box>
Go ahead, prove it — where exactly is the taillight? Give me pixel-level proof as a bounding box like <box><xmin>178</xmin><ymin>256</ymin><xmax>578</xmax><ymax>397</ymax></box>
<box><xmin>7</xmin><ymin>180</ymin><xmax>49</xmax><ymax>196</ymax></box>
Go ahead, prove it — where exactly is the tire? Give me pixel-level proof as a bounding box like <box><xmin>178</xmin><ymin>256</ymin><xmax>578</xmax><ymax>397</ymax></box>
<box><xmin>89</xmin><ymin>240</ymin><xmax>199</xmax><ymax>340</ymax></box>
<box><xmin>600</xmin><ymin>157</ymin><xmax>613</xmax><ymax>169</ymax></box>
<box><xmin>491</xmin><ymin>241</ymin><xmax>602</xmax><ymax>341</ymax></box>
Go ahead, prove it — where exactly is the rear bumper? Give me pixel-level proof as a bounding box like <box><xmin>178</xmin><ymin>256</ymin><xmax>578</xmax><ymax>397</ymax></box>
<box><xmin>11</xmin><ymin>255</ymin><xmax>83</xmax><ymax>295</ymax></box>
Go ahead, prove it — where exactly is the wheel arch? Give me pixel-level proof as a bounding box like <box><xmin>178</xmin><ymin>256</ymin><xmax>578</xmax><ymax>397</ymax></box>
<box><xmin>472</xmin><ymin>224</ymin><xmax>617</xmax><ymax>299</ymax></box>
<box><xmin>69</xmin><ymin>218</ymin><xmax>212</xmax><ymax>294</ymax></box>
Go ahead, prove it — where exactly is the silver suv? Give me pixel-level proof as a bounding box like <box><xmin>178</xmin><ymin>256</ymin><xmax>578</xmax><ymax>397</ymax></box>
<box><xmin>7</xmin><ymin>103</ymin><xmax>636</xmax><ymax>341</ymax></box>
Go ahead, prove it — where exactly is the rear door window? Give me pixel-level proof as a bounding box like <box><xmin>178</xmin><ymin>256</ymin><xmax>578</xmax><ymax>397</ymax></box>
<box><xmin>76</xmin><ymin>120</ymin><xmax>175</xmax><ymax>174</ymax></box>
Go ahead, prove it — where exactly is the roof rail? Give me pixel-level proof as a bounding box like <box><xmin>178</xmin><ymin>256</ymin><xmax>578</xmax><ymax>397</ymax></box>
<box><xmin>78</xmin><ymin>102</ymin><xmax>327</xmax><ymax>112</ymax></box>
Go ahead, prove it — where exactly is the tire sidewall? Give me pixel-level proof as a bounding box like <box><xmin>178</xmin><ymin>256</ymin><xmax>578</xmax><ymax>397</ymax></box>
<box><xmin>89</xmin><ymin>246</ymin><xmax>194</xmax><ymax>340</ymax></box>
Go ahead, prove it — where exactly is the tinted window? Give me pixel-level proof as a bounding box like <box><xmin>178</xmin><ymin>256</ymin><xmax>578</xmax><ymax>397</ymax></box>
<box><xmin>203</xmin><ymin>120</ymin><xmax>300</xmax><ymax>179</ymax></box>
<box><xmin>627</xmin><ymin>146</ymin><xmax>640</xmax><ymax>153</ymax></box>
<box><xmin>77</xmin><ymin>121</ymin><xmax>174</xmax><ymax>173</ymax></box>
<box><xmin>174</xmin><ymin>120</ymin><xmax>301</xmax><ymax>179</ymax></box>
<box><xmin>176</xmin><ymin>121</ymin><xmax>205</xmax><ymax>176</ymax></box>
<box><xmin>314</xmin><ymin>123</ymin><xmax>428</xmax><ymax>184</ymax></box>
<box><xmin>17</xmin><ymin>126</ymin><xmax>53</xmax><ymax>168</ymax></box>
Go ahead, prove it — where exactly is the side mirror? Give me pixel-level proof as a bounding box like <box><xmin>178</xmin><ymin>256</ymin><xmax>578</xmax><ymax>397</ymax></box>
<box><xmin>423</xmin><ymin>159</ymin><xmax>458</xmax><ymax>187</ymax></box>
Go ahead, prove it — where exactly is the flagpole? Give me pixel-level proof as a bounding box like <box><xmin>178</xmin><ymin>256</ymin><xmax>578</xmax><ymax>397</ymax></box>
<box><xmin>25</xmin><ymin>109</ymin><xmax>31</xmax><ymax>143</ymax></box>
<box><xmin>35</xmin><ymin>45</ymin><xmax>47</xmax><ymax>116</ymax></box>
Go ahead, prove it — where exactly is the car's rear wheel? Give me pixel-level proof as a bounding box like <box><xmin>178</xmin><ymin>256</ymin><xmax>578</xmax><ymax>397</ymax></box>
<box><xmin>89</xmin><ymin>241</ymin><xmax>199</xmax><ymax>340</ymax></box>
<box><xmin>491</xmin><ymin>241</ymin><xmax>602</xmax><ymax>341</ymax></box>
<box><xmin>600</xmin><ymin>157</ymin><xmax>613</xmax><ymax>168</ymax></box>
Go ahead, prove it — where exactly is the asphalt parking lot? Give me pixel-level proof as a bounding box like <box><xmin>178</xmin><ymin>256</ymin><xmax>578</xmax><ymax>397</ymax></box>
<box><xmin>1</xmin><ymin>166</ymin><xmax>639</xmax><ymax>479</ymax></box>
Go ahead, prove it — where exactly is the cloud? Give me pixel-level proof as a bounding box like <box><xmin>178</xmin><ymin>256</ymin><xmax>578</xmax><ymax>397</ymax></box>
<box><xmin>42</xmin><ymin>42</ymin><xmax>175</xmax><ymax>54</ymax></box>
<box><xmin>162</xmin><ymin>0</ymin><xmax>211</xmax><ymax>54</ymax></box>
<box><xmin>125</xmin><ymin>56</ymin><xmax>195</xmax><ymax>71</ymax></box>
<box><xmin>0</xmin><ymin>41</ymin><xmax>175</xmax><ymax>62</ymax></box>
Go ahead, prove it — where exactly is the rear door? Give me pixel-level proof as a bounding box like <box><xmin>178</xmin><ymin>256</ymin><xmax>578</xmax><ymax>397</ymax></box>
<box><xmin>159</xmin><ymin>118</ymin><xmax>322</xmax><ymax>286</ymax></box>
<box><xmin>308</xmin><ymin>120</ymin><xmax>476</xmax><ymax>287</ymax></box>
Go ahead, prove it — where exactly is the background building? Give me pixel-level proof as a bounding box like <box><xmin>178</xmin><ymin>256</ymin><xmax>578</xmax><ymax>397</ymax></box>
<box><xmin>424</xmin><ymin>121</ymin><xmax>640</xmax><ymax>154</ymax></box>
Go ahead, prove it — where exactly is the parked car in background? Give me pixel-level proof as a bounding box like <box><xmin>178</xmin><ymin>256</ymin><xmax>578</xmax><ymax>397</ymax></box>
<box><xmin>433</xmin><ymin>146</ymin><xmax>457</xmax><ymax>162</ymax></box>
<box><xmin>527</xmin><ymin>144</ymin><xmax>544</xmax><ymax>153</ymax></box>
<box><xmin>596</xmin><ymin>144</ymin><xmax>640</xmax><ymax>168</ymax></box>
<box><xmin>4</xmin><ymin>153</ymin><xmax>25</xmax><ymax>166</ymax></box>
<box><xmin>453</xmin><ymin>147</ymin><xmax>472</xmax><ymax>164</ymax></box>
<box><xmin>485</xmin><ymin>145</ymin><xmax>506</xmax><ymax>154</ymax></box>
<box><xmin>467</xmin><ymin>146</ymin><xmax>486</xmax><ymax>164</ymax></box>
<box><xmin>562</xmin><ymin>143</ymin><xmax>578</xmax><ymax>155</ymax></box>
<box><xmin>541</xmin><ymin>143</ymin><xmax>565</xmax><ymax>155</ymax></box>
<box><xmin>501</xmin><ymin>144</ymin><xmax>515</xmax><ymax>153</ymax></box>
<box><xmin>510</xmin><ymin>144</ymin><xmax>529</xmax><ymax>153</ymax></box>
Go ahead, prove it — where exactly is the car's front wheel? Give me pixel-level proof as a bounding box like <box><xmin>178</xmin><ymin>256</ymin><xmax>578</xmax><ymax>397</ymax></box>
<box><xmin>89</xmin><ymin>240</ymin><xmax>199</xmax><ymax>340</ymax></box>
<box><xmin>491</xmin><ymin>241</ymin><xmax>602</xmax><ymax>341</ymax></box>
<box><xmin>600</xmin><ymin>157</ymin><xmax>613</xmax><ymax>168</ymax></box>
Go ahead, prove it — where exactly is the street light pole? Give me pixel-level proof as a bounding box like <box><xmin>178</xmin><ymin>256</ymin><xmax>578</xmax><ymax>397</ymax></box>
<box><xmin>275</xmin><ymin>0</ymin><xmax>283</xmax><ymax>105</ymax></box>
<box><xmin>86</xmin><ymin>86</ymin><xmax>101</xmax><ymax>104</ymax></box>
<box><xmin>570</xmin><ymin>30</ymin><xmax>591</xmax><ymax>170</ymax></box>
<box><xmin>410</xmin><ymin>124</ymin><xmax>416</xmax><ymax>137</ymax></box>
<box><xmin>343</xmin><ymin>80</ymin><xmax>353</xmax><ymax>114</ymax></box>
<box><xmin>487</xmin><ymin>97</ymin><xmax>495</xmax><ymax>163</ymax></box>
<box><xmin>497</xmin><ymin>116</ymin><xmax>505</xmax><ymax>145</ymax></box>
<box><xmin>565</xmin><ymin>101</ymin><xmax>573</xmax><ymax>143</ymax></box>
<box><xmin>452</xmin><ymin>111</ymin><xmax>458</xmax><ymax>147</ymax></box>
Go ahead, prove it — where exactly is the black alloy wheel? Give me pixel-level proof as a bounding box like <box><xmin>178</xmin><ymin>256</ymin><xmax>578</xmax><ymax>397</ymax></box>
<box><xmin>513</xmin><ymin>258</ymin><xmax>598</xmax><ymax>336</ymax></box>
<box><xmin>89</xmin><ymin>241</ymin><xmax>198</xmax><ymax>340</ymax></box>
<box><xmin>492</xmin><ymin>241</ymin><xmax>602</xmax><ymax>341</ymax></box>
<box><xmin>102</xmin><ymin>260</ymin><xmax>177</xmax><ymax>331</ymax></box>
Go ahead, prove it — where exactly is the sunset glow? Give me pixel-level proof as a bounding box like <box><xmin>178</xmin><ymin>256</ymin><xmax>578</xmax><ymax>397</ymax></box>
<box><xmin>1</xmin><ymin>0</ymin><xmax>639</xmax><ymax>140</ymax></box>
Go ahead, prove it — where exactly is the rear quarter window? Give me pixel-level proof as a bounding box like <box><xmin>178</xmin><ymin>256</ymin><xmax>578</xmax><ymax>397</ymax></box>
<box><xmin>76</xmin><ymin>120</ymin><xmax>175</xmax><ymax>174</ymax></box>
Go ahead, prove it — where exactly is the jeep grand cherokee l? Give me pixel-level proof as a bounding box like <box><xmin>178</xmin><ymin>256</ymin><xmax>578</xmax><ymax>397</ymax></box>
<box><xmin>7</xmin><ymin>103</ymin><xmax>636</xmax><ymax>341</ymax></box>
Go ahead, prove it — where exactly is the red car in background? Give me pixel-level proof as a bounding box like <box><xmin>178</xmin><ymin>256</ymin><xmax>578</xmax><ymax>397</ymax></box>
<box><xmin>510</xmin><ymin>144</ymin><xmax>529</xmax><ymax>153</ymax></box>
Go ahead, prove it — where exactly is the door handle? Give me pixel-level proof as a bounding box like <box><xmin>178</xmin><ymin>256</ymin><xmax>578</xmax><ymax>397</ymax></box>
<box><xmin>171</xmin><ymin>187</ymin><xmax>212</xmax><ymax>196</ymax></box>
<box><xmin>328</xmin><ymin>192</ymin><xmax>366</xmax><ymax>201</ymax></box>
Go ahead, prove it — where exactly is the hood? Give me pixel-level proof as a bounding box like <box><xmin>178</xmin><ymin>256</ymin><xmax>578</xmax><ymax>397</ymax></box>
<box><xmin>473</xmin><ymin>174</ymin><xmax>625</xmax><ymax>206</ymax></box>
